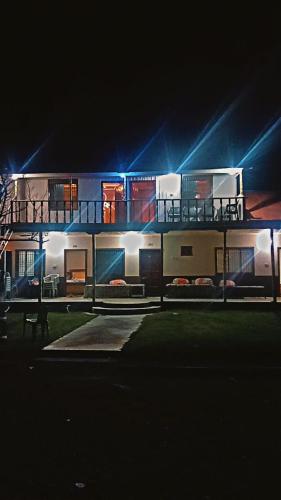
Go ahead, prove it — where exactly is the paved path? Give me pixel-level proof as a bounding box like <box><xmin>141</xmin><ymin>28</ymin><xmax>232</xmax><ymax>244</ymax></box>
<box><xmin>44</xmin><ymin>314</ymin><xmax>145</xmax><ymax>351</ymax></box>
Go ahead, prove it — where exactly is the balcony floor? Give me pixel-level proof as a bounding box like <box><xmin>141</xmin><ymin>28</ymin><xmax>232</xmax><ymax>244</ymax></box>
<box><xmin>6</xmin><ymin>295</ymin><xmax>281</xmax><ymax>306</ymax></box>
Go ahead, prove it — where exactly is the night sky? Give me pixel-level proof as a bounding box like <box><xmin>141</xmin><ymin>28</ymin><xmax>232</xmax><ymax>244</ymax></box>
<box><xmin>0</xmin><ymin>8</ymin><xmax>280</xmax><ymax>190</ymax></box>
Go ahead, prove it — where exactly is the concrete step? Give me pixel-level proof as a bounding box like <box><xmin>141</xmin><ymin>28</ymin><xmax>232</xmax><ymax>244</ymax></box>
<box><xmin>92</xmin><ymin>305</ymin><xmax>161</xmax><ymax>315</ymax></box>
<box><xmin>97</xmin><ymin>300</ymin><xmax>160</xmax><ymax>309</ymax></box>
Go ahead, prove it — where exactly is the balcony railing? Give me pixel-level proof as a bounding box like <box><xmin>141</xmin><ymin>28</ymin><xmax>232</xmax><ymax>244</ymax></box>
<box><xmin>9</xmin><ymin>197</ymin><xmax>245</xmax><ymax>225</ymax></box>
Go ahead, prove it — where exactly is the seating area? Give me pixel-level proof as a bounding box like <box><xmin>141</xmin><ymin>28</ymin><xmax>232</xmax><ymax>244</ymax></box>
<box><xmin>167</xmin><ymin>200</ymin><xmax>241</xmax><ymax>222</ymax></box>
<box><xmin>166</xmin><ymin>277</ymin><xmax>266</xmax><ymax>299</ymax></box>
<box><xmin>43</xmin><ymin>274</ymin><xmax>60</xmax><ymax>297</ymax></box>
<box><xmin>84</xmin><ymin>279</ymin><xmax>145</xmax><ymax>299</ymax></box>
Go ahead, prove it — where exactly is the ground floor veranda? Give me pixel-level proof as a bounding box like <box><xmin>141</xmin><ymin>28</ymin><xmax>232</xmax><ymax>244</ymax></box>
<box><xmin>2</xmin><ymin>227</ymin><xmax>281</xmax><ymax>304</ymax></box>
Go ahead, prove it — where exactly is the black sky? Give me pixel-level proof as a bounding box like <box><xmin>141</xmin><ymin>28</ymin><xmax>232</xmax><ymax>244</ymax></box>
<box><xmin>0</xmin><ymin>7</ymin><xmax>280</xmax><ymax>190</ymax></box>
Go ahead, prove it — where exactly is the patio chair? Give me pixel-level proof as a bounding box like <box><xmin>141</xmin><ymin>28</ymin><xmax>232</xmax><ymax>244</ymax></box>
<box><xmin>43</xmin><ymin>273</ymin><xmax>60</xmax><ymax>297</ymax></box>
<box><xmin>217</xmin><ymin>202</ymin><xmax>239</xmax><ymax>221</ymax></box>
<box><xmin>23</xmin><ymin>307</ymin><xmax>49</xmax><ymax>341</ymax></box>
<box><xmin>4</xmin><ymin>272</ymin><xmax>12</xmax><ymax>299</ymax></box>
<box><xmin>167</xmin><ymin>206</ymin><xmax>181</xmax><ymax>222</ymax></box>
<box><xmin>0</xmin><ymin>306</ymin><xmax>10</xmax><ymax>340</ymax></box>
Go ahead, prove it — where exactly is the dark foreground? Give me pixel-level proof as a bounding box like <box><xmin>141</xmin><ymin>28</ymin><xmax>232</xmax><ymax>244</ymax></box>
<box><xmin>1</xmin><ymin>355</ymin><xmax>281</xmax><ymax>499</ymax></box>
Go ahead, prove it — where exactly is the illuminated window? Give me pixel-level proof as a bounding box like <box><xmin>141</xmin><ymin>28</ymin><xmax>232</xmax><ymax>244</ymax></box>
<box><xmin>16</xmin><ymin>250</ymin><xmax>46</xmax><ymax>277</ymax></box>
<box><xmin>182</xmin><ymin>175</ymin><xmax>212</xmax><ymax>199</ymax></box>
<box><xmin>49</xmin><ymin>179</ymin><xmax>78</xmax><ymax>210</ymax></box>
<box><xmin>216</xmin><ymin>248</ymin><xmax>254</xmax><ymax>273</ymax></box>
<box><xmin>102</xmin><ymin>182</ymin><xmax>125</xmax><ymax>223</ymax></box>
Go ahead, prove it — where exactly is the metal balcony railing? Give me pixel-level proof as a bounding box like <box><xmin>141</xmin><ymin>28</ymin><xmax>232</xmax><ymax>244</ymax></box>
<box><xmin>9</xmin><ymin>197</ymin><xmax>245</xmax><ymax>225</ymax></box>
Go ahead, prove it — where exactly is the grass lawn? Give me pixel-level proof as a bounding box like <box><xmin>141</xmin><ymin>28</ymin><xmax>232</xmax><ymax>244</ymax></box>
<box><xmin>0</xmin><ymin>312</ymin><xmax>95</xmax><ymax>354</ymax></box>
<box><xmin>123</xmin><ymin>309</ymin><xmax>281</xmax><ymax>364</ymax></box>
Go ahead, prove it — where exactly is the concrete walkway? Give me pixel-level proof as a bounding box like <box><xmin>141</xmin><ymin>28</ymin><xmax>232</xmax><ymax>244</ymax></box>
<box><xmin>44</xmin><ymin>314</ymin><xmax>145</xmax><ymax>351</ymax></box>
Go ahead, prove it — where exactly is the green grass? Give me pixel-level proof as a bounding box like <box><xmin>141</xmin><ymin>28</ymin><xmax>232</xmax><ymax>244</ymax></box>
<box><xmin>123</xmin><ymin>309</ymin><xmax>281</xmax><ymax>364</ymax></box>
<box><xmin>0</xmin><ymin>312</ymin><xmax>95</xmax><ymax>354</ymax></box>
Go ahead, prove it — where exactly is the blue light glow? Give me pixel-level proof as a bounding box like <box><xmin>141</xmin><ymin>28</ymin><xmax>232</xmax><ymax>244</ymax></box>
<box><xmin>176</xmin><ymin>95</ymin><xmax>244</xmax><ymax>172</ymax></box>
<box><xmin>125</xmin><ymin>122</ymin><xmax>166</xmax><ymax>172</ymax></box>
<box><xmin>237</xmin><ymin>116</ymin><xmax>281</xmax><ymax>166</ymax></box>
<box><xmin>18</xmin><ymin>137</ymin><xmax>51</xmax><ymax>173</ymax></box>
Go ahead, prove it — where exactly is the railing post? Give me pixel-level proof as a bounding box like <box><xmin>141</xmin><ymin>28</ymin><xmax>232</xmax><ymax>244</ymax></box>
<box><xmin>223</xmin><ymin>229</ymin><xmax>227</xmax><ymax>303</ymax></box>
<box><xmin>70</xmin><ymin>200</ymin><xmax>74</xmax><ymax>223</ymax></box>
<box><xmin>156</xmin><ymin>199</ymin><xmax>159</xmax><ymax>222</ymax></box>
<box><xmin>10</xmin><ymin>201</ymin><xmax>13</xmax><ymax>223</ymax></box>
<box><xmin>180</xmin><ymin>198</ymin><xmax>182</xmax><ymax>222</ymax></box>
<box><xmin>92</xmin><ymin>234</ymin><xmax>96</xmax><ymax>307</ymax></box>
<box><xmin>242</xmin><ymin>196</ymin><xmax>246</xmax><ymax>220</ymax></box>
<box><xmin>38</xmin><ymin>231</ymin><xmax>43</xmax><ymax>305</ymax></box>
<box><xmin>160</xmin><ymin>232</ymin><xmax>164</xmax><ymax>307</ymax></box>
<box><xmin>270</xmin><ymin>228</ymin><xmax>277</xmax><ymax>304</ymax></box>
<box><xmin>79</xmin><ymin>201</ymin><xmax>81</xmax><ymax>223</ymax></box>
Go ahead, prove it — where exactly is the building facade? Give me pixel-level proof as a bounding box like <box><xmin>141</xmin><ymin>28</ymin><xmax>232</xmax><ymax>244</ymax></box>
<box><xmin>1</xmin><ymin>168</ymin><xmax>280</xmax><ymax>300</ymax></box>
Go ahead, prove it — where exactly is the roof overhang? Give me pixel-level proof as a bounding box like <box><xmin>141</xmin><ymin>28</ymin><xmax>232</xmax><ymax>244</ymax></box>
<box><xmin>11</xmin><ymin>167</ymin><xmax>243</xmax><ymax>180</ymax></box>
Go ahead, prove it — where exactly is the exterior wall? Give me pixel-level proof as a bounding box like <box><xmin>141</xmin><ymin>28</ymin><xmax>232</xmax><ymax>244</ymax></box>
<box><xmin>15</xmin><ymin>172</ymin><xmax>239</xmax><ymax>203</ymax></box>
<box><xmin>95</xmin><ymin>233</ymin><xmax>160</xmax><ymax>276</ymax></box>
<box><xmin>164</xmin><ymin>231</ymin><xmax>221</xmax><ymax>276</ymax></box>
<box><xmin>213</xmin><ymin>174</ymin><xmax>237</xmax><ymax>198</ymax></box>
<box><xmin>7</xmin><ymin>229</ymin><xmax>281</xmax><ymax>280</ymax></box>
<box><xmin>7</xmin><ymin>233</ymin><xmax>93</xmax><ymax>278</ymax></box>
<box><xmin>156</xmin><ymin>174</ymin><xmax>181</xmax><ymax>199</ymax></box>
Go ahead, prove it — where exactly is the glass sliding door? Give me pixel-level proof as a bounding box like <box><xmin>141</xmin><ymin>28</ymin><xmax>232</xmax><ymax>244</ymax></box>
<box><xmin>130</xmin><ymin>180</ymin><xmax>156</xmax><ymax>223</ymax></box>
<box><xmin>182</xmin><ymin>175</ymin><xmax>212</xmax><ymax>220</ymax></box>
<box><xmin>102</xmin><ymin>182</ymin><xmax>125</xmax><ymax>223</ymax></box>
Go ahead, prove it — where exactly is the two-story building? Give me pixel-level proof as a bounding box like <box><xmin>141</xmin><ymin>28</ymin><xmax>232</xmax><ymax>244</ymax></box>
<box><xmin>1</xmin><ymin>167</ymin><xmax>280</xmax><ymax>302</ymax></box>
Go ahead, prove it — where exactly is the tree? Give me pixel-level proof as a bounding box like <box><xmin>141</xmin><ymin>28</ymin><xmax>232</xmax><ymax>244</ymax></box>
<box><xmin>0</xmin><ymin>172</ymin><xmax>14</xmax><ymax>225</ymax></box>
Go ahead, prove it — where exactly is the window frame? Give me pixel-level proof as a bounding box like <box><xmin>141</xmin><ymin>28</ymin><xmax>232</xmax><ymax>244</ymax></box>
<box><xmin>48</xmin><ymin>179</ymin><xmax>78</xmax><ymax>211</ymax></box>
<box><xmin>215</xmin><ymin>247</ymin><xmax>255</xmax><ymax>274</ymax></box>
<box><xmin>181</xmin><ymin>246</ymin><xmax>193</xmax><ymax>256</ymax></box>
<box><xmin>16</xmin><ymin>249</ymin><xmax>46</xmax><ymax>278</ymax></box>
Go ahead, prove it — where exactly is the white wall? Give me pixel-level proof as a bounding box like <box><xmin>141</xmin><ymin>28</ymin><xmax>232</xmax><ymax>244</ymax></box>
<box><xmin>6</xmin><ymin>229</ymin><xmax>281</xmax><ymax>279</ymax></box>
<box><xmin>156</xmin><ymin>174</ymin><xmax>181</xmax><ymax>199</ymax></box>
<box><xmin>96</xmin><ymin>233</ymin><xmax>160</xmax><ymax>276</ymax></box>
<box><xmin>213</xmin><ymin>174</ymin><xmax>237</xmax><ymax>197</ymax></box>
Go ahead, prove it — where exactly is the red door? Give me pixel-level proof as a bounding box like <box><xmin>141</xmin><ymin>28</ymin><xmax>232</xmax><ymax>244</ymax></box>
<box><xmin>130</xmin><ymin>180</ymin><xmax>156</xmax><ymax>222</ymax></box>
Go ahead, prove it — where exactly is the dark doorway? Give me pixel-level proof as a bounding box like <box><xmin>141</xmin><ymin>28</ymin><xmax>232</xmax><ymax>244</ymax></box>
<box><xmin>96</xmin><ymin>249</ymin><xmax>125</xmax><ymax>284</ymax></box>
<box><xmin>65</xmin><ymin>249</ymin><xmax>87</xmax><ymax>295</ymax></box>
<box><xmin>0</xmin><ymin>251</ymin><xmax>12</xmax><ymax>275</ymax></box>
<box><xmin>139</xmin><ymin>249</ymin><xmax>162</xmax><ymax>296</ymax></box>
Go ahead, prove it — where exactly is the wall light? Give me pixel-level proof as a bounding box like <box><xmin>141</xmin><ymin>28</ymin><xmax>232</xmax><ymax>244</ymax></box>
<box><xmin>256</xmin><ymin>229</ymin><xmax>271</xmax><ymax>252</ymax></box>
<box><xmin>120</xmin><ymin>232</ymin><xmax>144</xmax><ymax>255</ymax></box>
<box><xmin>45</xmin><ymin>232</ymin><xmax>68</xmax><ymax>257</ymax></box>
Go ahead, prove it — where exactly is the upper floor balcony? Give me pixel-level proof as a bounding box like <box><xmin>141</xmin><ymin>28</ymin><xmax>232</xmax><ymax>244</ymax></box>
<box><xmin>6</xmin><ymin>196</ymin><xmax>245</xmax><ymax>231</ymax></box>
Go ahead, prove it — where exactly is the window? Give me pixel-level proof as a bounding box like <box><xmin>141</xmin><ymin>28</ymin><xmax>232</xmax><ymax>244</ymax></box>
<box><xmin>181</xmin><ymin>246</ymin><xmax>193</xmax><ymax>256</ymax></box>
<box><xmin>182</xmin><ymin>175</ymin><xmax>212</xmax><ymax>199</ymax></box>
<box><xmin>49</xmin><ymin>179</ymin><xmax>78</xmax><ymax>210</ymax></box>
<box><xmin>216</xmin><ymin>247</ymin><xmax>254</xmax><ymax>274</ymax></box>
<box><xmin>130</xmin><ymin>180</ymin><xmax>156</xmax><ymax>222</ymax></box>
<box><xmin>16</xmin><ymin>250</ymin><xmax>45</xmax><ymax>277</ymax></box>
<box><xmin>102</xmin><ymin>182</ymin><xmax>125</xmax><ymax>223</ymax></box>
